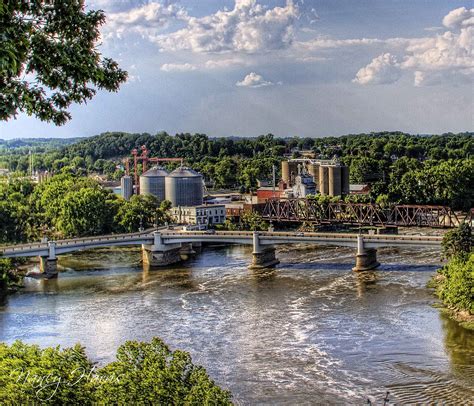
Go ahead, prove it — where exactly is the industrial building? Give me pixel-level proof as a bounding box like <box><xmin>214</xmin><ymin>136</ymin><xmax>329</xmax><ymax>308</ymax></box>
<box><xmin>139</xmin><ymin>166</ymin><xmax>168</xmax><ymax>201</ymax></box>
<box><xmin>120</xmin><ymin>157</ymin><xmax>205</xmax><ymax>207</ymax></box>
<box><xmin>171</xmin><ymin>205</ymin><xmax>226</xmax><ymax>225</ymax></box>
<box><xmin>281</xmin><ymin>159</ymin><xmax>350</xmax><ymax>197</ymax></box>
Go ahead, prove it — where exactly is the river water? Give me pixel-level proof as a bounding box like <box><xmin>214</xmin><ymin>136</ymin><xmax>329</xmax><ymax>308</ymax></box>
<box><xmin>1</xmin><ymin>244</ymin><xmax>473</xmax><ymax>404</ymax></box>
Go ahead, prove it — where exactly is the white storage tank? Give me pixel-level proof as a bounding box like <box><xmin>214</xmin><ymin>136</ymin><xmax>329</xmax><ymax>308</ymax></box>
<box><xmin>165</xmin><ymin>167</ymin><xmax>203</xmax><ymax>207</ymax></box>
<box><xmin>139</xmin><ymin>166</ymin><xmax>168</xmax><ymax>201</ymax></box>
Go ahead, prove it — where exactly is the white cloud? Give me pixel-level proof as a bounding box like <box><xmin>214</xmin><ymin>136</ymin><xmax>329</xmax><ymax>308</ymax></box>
<box><xmin>103</xmin><ymin>2</ymin><xmax>188</xmax><ymax>39</ymax></box>
<box><xmin>354</xmin><ymin>7</ymin><xmax>474</xmax><ymax>86</ymax></box>
<box><xmin>353</xmin><ymin>53</ymin><xmax>401</xmax><ymax>85</ymax></box>
<box><xmin>153</xmin><ymin>0</ymin><xmax>299</xmax><ymax>53</ymax></box>
<box><xmin>160</xmin><ymin>63</ymin><xmax>197</xmax><ymax>72</ymax></box>
<box><xmin>236</xmin><ymin>72</ymin><xmax>274</xmax><ymax>87</ymax></box>
<box><xmin>204</xmin><ymin>57</ymin><xmax>249</xmax><ymax>69</ymax></box>
<box><xmin>442</xmin><ymin>6</ymin><xmax>474</xmax><ymax>29</ymax></box>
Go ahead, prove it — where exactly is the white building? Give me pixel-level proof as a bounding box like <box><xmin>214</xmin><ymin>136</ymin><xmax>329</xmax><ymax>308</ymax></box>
<box><xmin>171</xmin><ymin>205</ymin><xmax>226</xmax><ymax>225</ymax></box>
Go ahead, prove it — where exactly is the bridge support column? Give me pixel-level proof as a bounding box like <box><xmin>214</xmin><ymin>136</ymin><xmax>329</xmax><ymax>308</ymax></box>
<box><xmin>352</xmin><ymin>235</ymin><xmax>380</xmax><ymax>272</ymax></box>
<box><xmin>249</xmin><ymin>232</ymin><xmax>279</xmax><ymax>270</ymax></box>
<box><xmin>179</xmin><ymin>243</ymin><xmax>196</xmax><ymax>261</ymax></box>
<box><xmin>142</xmin><ymin>232</ymin><xmax>182</xmax><ymax>267</ymax></box>
<box><xmin>39</xmin><ymin>241</ymin><xmax>58</xmax><ymax>278</ymax></box>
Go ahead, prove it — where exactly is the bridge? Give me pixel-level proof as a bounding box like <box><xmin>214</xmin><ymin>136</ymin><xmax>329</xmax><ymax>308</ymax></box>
<box><xmin>0</xmin><ymin>229</ymin><xmax>443</xmax><ymax>277</ymax></box>
<box><xmin>255</xmin><ymin>198</ymin><xmax>473</xmax><ymax>228</ymax></box>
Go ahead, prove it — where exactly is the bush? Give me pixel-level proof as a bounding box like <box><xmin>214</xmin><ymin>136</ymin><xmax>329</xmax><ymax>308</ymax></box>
<box><xmin>436</xmin><ymin>253</ymin><xmax>474</xmax><ymax>314</ymax></box>
<box><xmin>0</xmin><ymin>338</ymin><xmax>232</xmax><ymax>405</ymax></box>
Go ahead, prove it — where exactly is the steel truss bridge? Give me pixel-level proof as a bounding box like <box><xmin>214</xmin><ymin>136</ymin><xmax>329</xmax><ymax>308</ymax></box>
<box><xmin>256</xmin><ymin>198</ymin><xmax>473</xmax><ymax>228</ymax></box>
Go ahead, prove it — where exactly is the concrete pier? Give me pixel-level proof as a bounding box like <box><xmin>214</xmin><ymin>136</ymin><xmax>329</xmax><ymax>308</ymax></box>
<box><xmin>39</xmin><ymin>241</ymin><xmax>58</xmax><ymax>278</ymax></box>
<box><xmin>352</xmin><ymin>235</ymin><xmax>380</xmax><ymax>272</ymax></box>
<box><xmin>179</xmin><ymin>243</ymin><xmax>196</xmax><ymax>261</ymax></box>
<box><xmin>249</xmin><ymin>232</ymin><xmax>279</xmax><ymax>270</ymax></box>
<box><xmin>142</xmin><ymin>231</ymin><xmax>182</xmax><ymax>267</ymax></box>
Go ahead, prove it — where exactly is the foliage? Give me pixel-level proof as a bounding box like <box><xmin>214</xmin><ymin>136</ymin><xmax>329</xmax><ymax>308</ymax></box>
<box><xmin>442</xmin><ymin>223</ymin><xmax>473</xmax><ymax>260</ymax></box>
<box><xmin>436</xmin><ymin>253</ymin><xmax>474</xmax><ymax>314</ymax></box>
<box><xmin>115</xmin><ymin>195</ymin><xmax>171</xmax><ymax>233</ymax></box>
<box><xmin>0</xmin><ymin>338</ymin><xmax>232</xmax><ymax>404</ymax></box>
<box><xmin>0</xmin><ymin>341</ymin><xmax>93</xmax><ymax>404</ymax></box>
<box><xmin>1</xmin><ymin>1</ymin><xmax>127</xmax><ymax>125</ymax></box>
<box><xmin>93</xmin><ymin>338</ymin><xmax>232</xmax><ymax>404</ymax></box>
<box><xmin>240</xmin><ymin>211</ymin><xmax>268</xmax><ymax>231</ymax></box>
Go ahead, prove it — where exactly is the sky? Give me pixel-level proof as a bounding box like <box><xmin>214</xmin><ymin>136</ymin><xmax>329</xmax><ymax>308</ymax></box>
<box><xmin>1</xmin><ymin>0</ymin><xmax>473</xmax><ymax>139</ymax></box>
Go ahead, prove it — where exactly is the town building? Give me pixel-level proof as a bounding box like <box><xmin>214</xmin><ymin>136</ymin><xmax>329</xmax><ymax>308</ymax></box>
<box><xmin>171</xmin><ymin>205</ymin><xmax>226</xmax><ymax>225</ymax></box>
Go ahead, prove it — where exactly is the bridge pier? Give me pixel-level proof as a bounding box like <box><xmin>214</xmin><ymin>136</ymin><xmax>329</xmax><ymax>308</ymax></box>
<box><xmin>39</xmin><ymin>241</ymin><xmax>58</xmax><ymax>278</ymax></box>
<box><xmin>352</xmin><ymin>235</ymin><xmax>380</xmax><ymax>272</ymax></box>
<box><xmin>249</xmin><ymin>232</ymin><xmax>279</xmax><ymax>270</ymax></box>
<box><xmin>142</xmin><ymin>232</ymin><xmax>182</xmax><ymax>267</ymax></box>
<box><xmin>179</xmin><ymin>243</ymin><xmax>196</xmax><ymax>261</ymax></box>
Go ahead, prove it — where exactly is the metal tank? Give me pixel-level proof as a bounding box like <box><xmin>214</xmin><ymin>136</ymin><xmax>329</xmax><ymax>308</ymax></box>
<box><xmin>319</xmin><ymin>166</ymin><xmax>329</xmax><ymax>195</ymax></box>
<box><xmin>165</xmin><ymin>167</ymin><xmax>203</xmax><ymax>207</ymax></box>
<box><xmin>281</xmin><ymin>160</ymin><xmax>290</xmax><ymax>184</ymax></box>
<box><xmin>121</xmin><ymin>175</ymin><xmax>133</xmax><ymax>201</ymax></box>
<box><xmin>288</xmin><ymin>161</ymin><xmax>299</xmax><ymax>186</ymax></box>
<box><xmin>341</xmin><ymin>166</ymin><xmax>350</xmax><ymax>195</ymax></box>
<box><xmin>139</xmin><ymin>166</ymin><xmax>168</xmax><ymax>201</ymax></box>
<box><xmin>328</xmin><ymin>165</ymin><xmax>342</xmax><ymax>196</ymax></box>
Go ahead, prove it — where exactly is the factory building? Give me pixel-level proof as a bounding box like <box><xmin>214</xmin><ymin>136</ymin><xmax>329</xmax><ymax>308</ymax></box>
<box><xmin>171</xmin><ymin>205</ymin><xmax>226</xmax><ymax>225</ymax></box>
<box><xmin>121</xmin><ymin>175</ymin><xmax>133</xmax><ymax>200</ymax></box>
<box><xmin>281</xmin><ymin>159</ymin><xmax>350</xmax><ymax>197</ymax></box>
<box><xmin>139</xmin><ymin>166</ymin><xmax>168</xmax><ymax>201</ymax></box>
<box><xmin>292</xmin><ymin>172</ymin><xmax>316</xmax><ymax>197</ymax></box>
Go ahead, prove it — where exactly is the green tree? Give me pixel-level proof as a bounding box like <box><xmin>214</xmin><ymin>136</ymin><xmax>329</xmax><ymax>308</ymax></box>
<box><xmin>442</xmin><ymin>223</ymin><xmax>473</xmax><ymax>260</ymax></box>
<box><xmin>1</xmin><ymin>1</ymin><xmax>127</xmax><ymax>125</ymax></box>
<box><xmin>115</xmin><ymin>195</ymin><xmax>168</xmax><ymax>233</ymax></box>
<box><xmin>94</xmin><ymin>338</ymin><xmax>232</xmax><ymax>404</ymax></box>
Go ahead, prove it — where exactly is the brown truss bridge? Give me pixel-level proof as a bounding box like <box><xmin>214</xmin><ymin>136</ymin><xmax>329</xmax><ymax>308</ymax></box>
<box><xmin>256</xmin><ymin>198</ymin><xmax>473</xmax><ymax>228</ymax></box>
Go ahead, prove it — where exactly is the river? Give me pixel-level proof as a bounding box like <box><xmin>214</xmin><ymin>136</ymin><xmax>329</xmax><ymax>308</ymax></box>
<box><xmin>1</xmin><ymin>244</ymin><xmax>473</xmax><ymax>404</ymax></box>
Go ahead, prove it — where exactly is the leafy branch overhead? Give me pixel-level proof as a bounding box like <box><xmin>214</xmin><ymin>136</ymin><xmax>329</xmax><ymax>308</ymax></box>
<box><xmin>0</xmin><ymin>1</ymin><xmax>127</xmax><ymax>125</ymax></box>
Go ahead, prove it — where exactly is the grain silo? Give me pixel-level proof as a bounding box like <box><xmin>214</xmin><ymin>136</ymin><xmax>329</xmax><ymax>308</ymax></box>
<box><xmin>281</xmin><ymin>160</ymin><xmax>290</xmax><ymax>184</ymax></box>
<box><xmin>328</xmin><ymin>166</ymin><xmax>342</xmax><ymax>196</ymax></box>
<box><xmin>121</xmin><ymin>175</ymin><xmax>133</xmax><ymax>200</ymax></box>
<box><xmin>288</xmin><ymin>161</ymin><xmax>299</xmax><ymax>186</ymax></box>
<box><xmin>341</xmin><ymin>166</ymin><xmax>350</xmax><ymax>195</ymax></box>
<box><xmin>139</xmin><ymin>166</ymin><xmax>168</xmax><ymax>201</ymax></box>
<box><xmin>308</xmin><ymin>163</ymin><xmax>320</xmax><ymax>189</ymax></box>
<box><xmin>319</xmin><ymin>166</ymin><xmax>329</xmax><ymax>195</ymax></box>
<box><xmin>165</xmin><ymin>167</ymin><xmax>203</xmax><ymax>207</ymax></box>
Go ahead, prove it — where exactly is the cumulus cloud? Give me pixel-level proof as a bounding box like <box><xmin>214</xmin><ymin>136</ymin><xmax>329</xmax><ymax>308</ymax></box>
<box><xmin>160</xmin><ymin>63</ymin><xmax>197</xmax><ymax>72</ymax></box>
<box><xmin>353</xmin><ymin>53</ymin><xmax>401</xmax><ymax>85</ymax></box>
<box><xmin>354</xmin><ymin>7</ymin><xmax>474</xmax><ymax>86</ymax></box>
<box><xmin>103</xmin><ymin>2</ymin><xmax>188</xmax><ymax>39</ymax></box>
<box><xmin>153</xmin><ymin>0</ymin><xmax>300</xmax><ymax>53</ymax></box>
<box><xmin>236</xmin><ymin>72</ymin><xmax>274</xmax><ymax>87</ymax></box>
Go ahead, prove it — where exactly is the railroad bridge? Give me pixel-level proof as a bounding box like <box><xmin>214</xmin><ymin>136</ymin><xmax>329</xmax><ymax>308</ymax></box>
<box><xmin>256</xmin><ymin>199</ymin><xmax>473</xmax><ymax>228</ymax></box>
<box><xmin>0</xmin><ymin>229</ymin><xmax>442</xmax><ymax>277</ymax></box>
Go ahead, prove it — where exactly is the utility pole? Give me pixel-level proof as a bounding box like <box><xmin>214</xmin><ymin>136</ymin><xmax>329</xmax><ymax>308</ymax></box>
<box><xmin>272</xmin><ymin>164</ymin><xmax>276</xmax><ymax>198</ymax></box>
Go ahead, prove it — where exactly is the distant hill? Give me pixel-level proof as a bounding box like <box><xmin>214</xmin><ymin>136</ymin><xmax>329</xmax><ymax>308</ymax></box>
<box><xmin>0</xmin><ymin>137</ymin><xmax>84</xmax><ymax>151</ymax></box>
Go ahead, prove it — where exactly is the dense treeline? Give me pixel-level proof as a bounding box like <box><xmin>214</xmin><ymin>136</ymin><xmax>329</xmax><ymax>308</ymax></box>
<box><xmin>0</xmin><ymin>338</ymin><xmax>232</xmax><ymax>404</ymax></box>
<box><xmin>0</xmin><ymin>174</ymin><xmax>171</xmax><ymax>244</ymax></box>
<box><xmin>1</xmin><ymin>131</ymin><xmax>473</xmax><ymax>208</ymax></box>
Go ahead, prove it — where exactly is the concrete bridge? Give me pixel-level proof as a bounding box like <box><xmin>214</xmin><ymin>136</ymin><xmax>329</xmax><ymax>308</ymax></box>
<box><xmin>0</xmin><ymin>229</ymin><xmax>443</xmax><ymax>277</ymax></box>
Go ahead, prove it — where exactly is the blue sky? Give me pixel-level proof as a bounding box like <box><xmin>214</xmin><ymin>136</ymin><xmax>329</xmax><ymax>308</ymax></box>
<box><xmin>1</xmin><ymin>0</ymin><xmax>473</xmax><ymax>139</ymax></box>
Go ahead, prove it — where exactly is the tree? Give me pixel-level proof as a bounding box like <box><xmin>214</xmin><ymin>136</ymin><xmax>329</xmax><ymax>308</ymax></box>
<box><xmin>1</xmin><ymin>1</ymin><xmax>127</xmax><ymax>125</ymax></box>
<box><xmin>115</xmin><ymin>195</ymin><xmax>168</xmax><ymax>233</ymax></box>
<box><xmin>442</xmin><ymin>223</ymin><xmax>472</xmax><ymax>260</ymax></box>
<box><xmin>94</xmin><ymin>338</ymin><xmax>232</xmax><ymax>404</ymax></box>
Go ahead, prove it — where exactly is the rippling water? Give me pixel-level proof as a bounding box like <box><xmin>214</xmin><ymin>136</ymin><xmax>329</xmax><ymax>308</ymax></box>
<box><xmin>1</xmin><ymin>244</ymin><xmax>473</xmax><ymax>404</ymax></box>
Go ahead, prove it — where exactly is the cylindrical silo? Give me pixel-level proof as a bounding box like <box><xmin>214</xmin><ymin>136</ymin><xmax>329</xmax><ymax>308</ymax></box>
<box><xmin>288</xmin><ymin>161</ymin><xmax>299</xmax><ymax>186</ymax></box>
<box><xmin>139</xmin><ymin>166</ymin><xmax>168</xmax><ymax>201</ymax></box>
<box><xmin>121</xmin><ymin>175</ymin><xmax>133</xmax><ymax>200</ymax></box>
<box><xmin>341</xmin><ymin>166</ymin><xmax>350</xmax><ymax>195</ymax></box>
<box><xmin>281</xmin><ymin>161</ymin><xmax>290</xmax><ymax>184</ymax></box>
<box><xmin>308</xmin><ymin>163</ymin><xmax>320</xmax><ymax>188</ymax></box>
<box><xmin>328</xmin><ymin>166</ymin><xmax>342</xmax><ymax>196</ymax></box>
<box><xmin>165</xmin><ymin>167</ymin><xmax>203</xmax><ymax>207</ymax></box>
<box><xmin>319</xmin><ymin>166</ymin><xmax>329</xmax><ymax>195</ymax></box>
